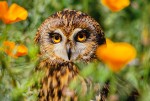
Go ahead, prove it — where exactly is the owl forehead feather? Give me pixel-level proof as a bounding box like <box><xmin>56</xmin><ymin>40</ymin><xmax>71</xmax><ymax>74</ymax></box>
<box><xmin>35</xmin><ymin>10</ymin><xmax>105</xmax><ymax>45</ymax></box>
<box><xmin>43</xmin><ymin>10</ymin><xmax>101</xmax><ymax>33</ymax></box>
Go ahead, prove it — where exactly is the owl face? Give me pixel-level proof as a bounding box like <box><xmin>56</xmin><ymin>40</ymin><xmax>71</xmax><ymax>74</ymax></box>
<box><xmin>35</xmin><ymin>10</ymin><xmax>105</xmax><ymax>64</ymax></box>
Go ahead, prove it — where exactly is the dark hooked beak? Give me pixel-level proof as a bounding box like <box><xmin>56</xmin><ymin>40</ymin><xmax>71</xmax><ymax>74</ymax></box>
<box><xmin>66</xmin><ymin>44</ymin><xmax>72</xmax><ymax>60</ymax></box>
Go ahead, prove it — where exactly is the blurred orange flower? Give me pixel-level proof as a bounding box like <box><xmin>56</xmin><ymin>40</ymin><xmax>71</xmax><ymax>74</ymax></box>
<box><xmin>96</xmin><ymin>39</ymin><xmax>136</xmax><ymax>72</ymax></box>
<box><xmin>101</xmin><ymin>0</ymin><xmax>130</xmax><ymax>12</ymax></box>
<box><xmin>3</xmin><ymin>41</ymin><xmax>28</xmax><ymax>58</ymax></box>
<box><xmin>0</xmin><ymin>1</ymin><xmax>28</xmax><ymax>24</ymax></box>
<box><xmin>3</xmin><ymin>41</ymin><xmax>15</xmax><ymax>57</ymax></box>
<box><xmin>15</xmin><ymin>45</ymin><xmax>28</xmax><ymax>57</ymax></box>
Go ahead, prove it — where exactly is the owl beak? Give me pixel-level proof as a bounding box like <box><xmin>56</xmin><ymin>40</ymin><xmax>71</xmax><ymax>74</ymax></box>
<box><xmin>66</xmin><ymin>44</ymin><xmax>72</xmax><ymax>60</ymax></box>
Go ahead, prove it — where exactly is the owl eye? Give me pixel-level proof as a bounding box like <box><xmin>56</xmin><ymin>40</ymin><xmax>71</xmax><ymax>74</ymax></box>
<box><xmin>49</xmin><ymin>33</ymin><xmax>62</xmax><ymax>44</ymax></box>
<box><xmin>75</xmin><ymin>30</ymin><xmax>90</xmax><ymax>42</ymax></box>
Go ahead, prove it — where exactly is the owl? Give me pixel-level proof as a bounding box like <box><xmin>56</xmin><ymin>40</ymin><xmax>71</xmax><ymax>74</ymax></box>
<box><xmin>35</xmin><ymin>9</ymin><xmax>106</xmax><ymax>101</ymax></box>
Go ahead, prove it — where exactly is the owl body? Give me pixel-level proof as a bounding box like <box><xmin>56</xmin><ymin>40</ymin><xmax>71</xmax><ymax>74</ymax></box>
<box><xmin>35</xmin><ymin>10</ymin><xmax>105</xmax><ymax>101</ymax></box>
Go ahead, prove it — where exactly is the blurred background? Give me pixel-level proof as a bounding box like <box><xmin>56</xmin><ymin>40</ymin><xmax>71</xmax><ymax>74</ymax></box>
<box><xmin>0</xmin><ymin>0</ymin><xmax>150</xmax><ymax>101</ymax></box>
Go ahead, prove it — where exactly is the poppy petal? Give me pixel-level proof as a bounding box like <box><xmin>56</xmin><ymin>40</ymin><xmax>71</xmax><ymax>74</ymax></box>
<box><xmin>2</xmin><ymin>3</ymin><xmax>28</xmax><ymax>24</ymax></box>
<box><xmin>101</xmin><ymin>0</ymin><xmax>130</xmax><ymax>12</ymax></box>
<box><xmin>15</xmin><ymin>45</ymin><xmax>28</xmax><ymax>57</ymax></box>
<box><xmin>3</xmin><ymin>41</ymin><xmax>16</xmax><ymax>57</ymax></box>
<box><xmin>0</xmin><ymin>1</ymin><xmax>8</xmax><ymax>19</ymax></box>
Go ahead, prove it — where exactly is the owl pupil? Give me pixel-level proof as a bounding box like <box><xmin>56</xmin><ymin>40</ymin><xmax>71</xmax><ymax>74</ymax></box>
<box><xmin>79</xmin><ymin>34</ymin><xmax>83</xmax><ymax>38</ymax></box>
<box><xmin>55</xmin><ymin>36</ymin><xmax>59</xmax><ymax>40</ymax></box>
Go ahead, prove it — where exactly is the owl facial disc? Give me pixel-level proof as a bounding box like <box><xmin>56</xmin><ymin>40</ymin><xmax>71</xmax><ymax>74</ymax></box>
<box><xmin>35</xmin><ymin>10</ymin><xmax>106</xmax><ymax>63</ymax></box>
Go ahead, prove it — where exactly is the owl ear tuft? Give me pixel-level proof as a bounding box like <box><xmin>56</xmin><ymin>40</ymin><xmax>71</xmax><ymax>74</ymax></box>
<box><xmin>97</xmin><ymin>31</ymin><xmax>106</xmax><ymax>45</ymax></box>
<box><xmin>34</xmin><ymin>31</ymin><xmax>40</xmax><ymax>44</ymax></box>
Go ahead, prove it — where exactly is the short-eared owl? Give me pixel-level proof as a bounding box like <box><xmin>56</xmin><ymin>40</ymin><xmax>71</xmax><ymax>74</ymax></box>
<box><xmin>35</xmin><ymin>9</ymin><xmax>106</xmax><ymax>101</ymax></box>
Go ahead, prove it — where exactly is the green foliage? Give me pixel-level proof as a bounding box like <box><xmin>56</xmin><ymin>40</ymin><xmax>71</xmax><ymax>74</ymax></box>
<box><xmin>0</xmin><ymin>0</ymin><xmax>150</xmax><ymax>101</ymax></box>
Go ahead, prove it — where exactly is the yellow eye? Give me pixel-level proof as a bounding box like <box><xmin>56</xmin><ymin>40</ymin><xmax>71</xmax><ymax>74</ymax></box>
<box><xmin>52</xmin><ymin>34</ymin><xmax>62</xmax><ymax>43</ymax></box>
<box><xmin>75</xmin><ymin>29</ymin><xmax>89</xmax><ymax>42</ymax></box>
<box><xmin>77</xmin><ymin>33</ymin><xmax>86</xmax><ymax>42</ymax></box>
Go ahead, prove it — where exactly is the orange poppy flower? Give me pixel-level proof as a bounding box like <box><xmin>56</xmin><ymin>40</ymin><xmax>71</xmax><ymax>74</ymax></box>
<box><xmin>3</xmin><ymin>41</ymin><xmax>16</xmax><ymax>57</ymax></box>
<box><xmin>101</xmin><ymin>0</ymin><xmax>130</xmax><ymax>12</ymax></box>
<box><xmin>15</xmin><ymin>45</ymin><xmax>28</xmax><ymax>57</ymax></box>
<box><xmin>3</xmin><ymin>41</ymin><xmax>28</xmax><ymax>58</ymax></box>
<box><xmin>96</xmin><ymin>39</ymin><xmax>136</xmax><ymax>72</ymax></box>
<box><xmin>0</xmin><ymin>1</ymin><xmax>28</xmax><ymax>24</ymax></box>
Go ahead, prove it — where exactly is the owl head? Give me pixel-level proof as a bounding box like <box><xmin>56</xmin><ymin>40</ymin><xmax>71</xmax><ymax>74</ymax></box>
<box><xmin>35</xmin><ymin>10</ymin><xmax>105</xmax><ymax>65</ymax></box>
